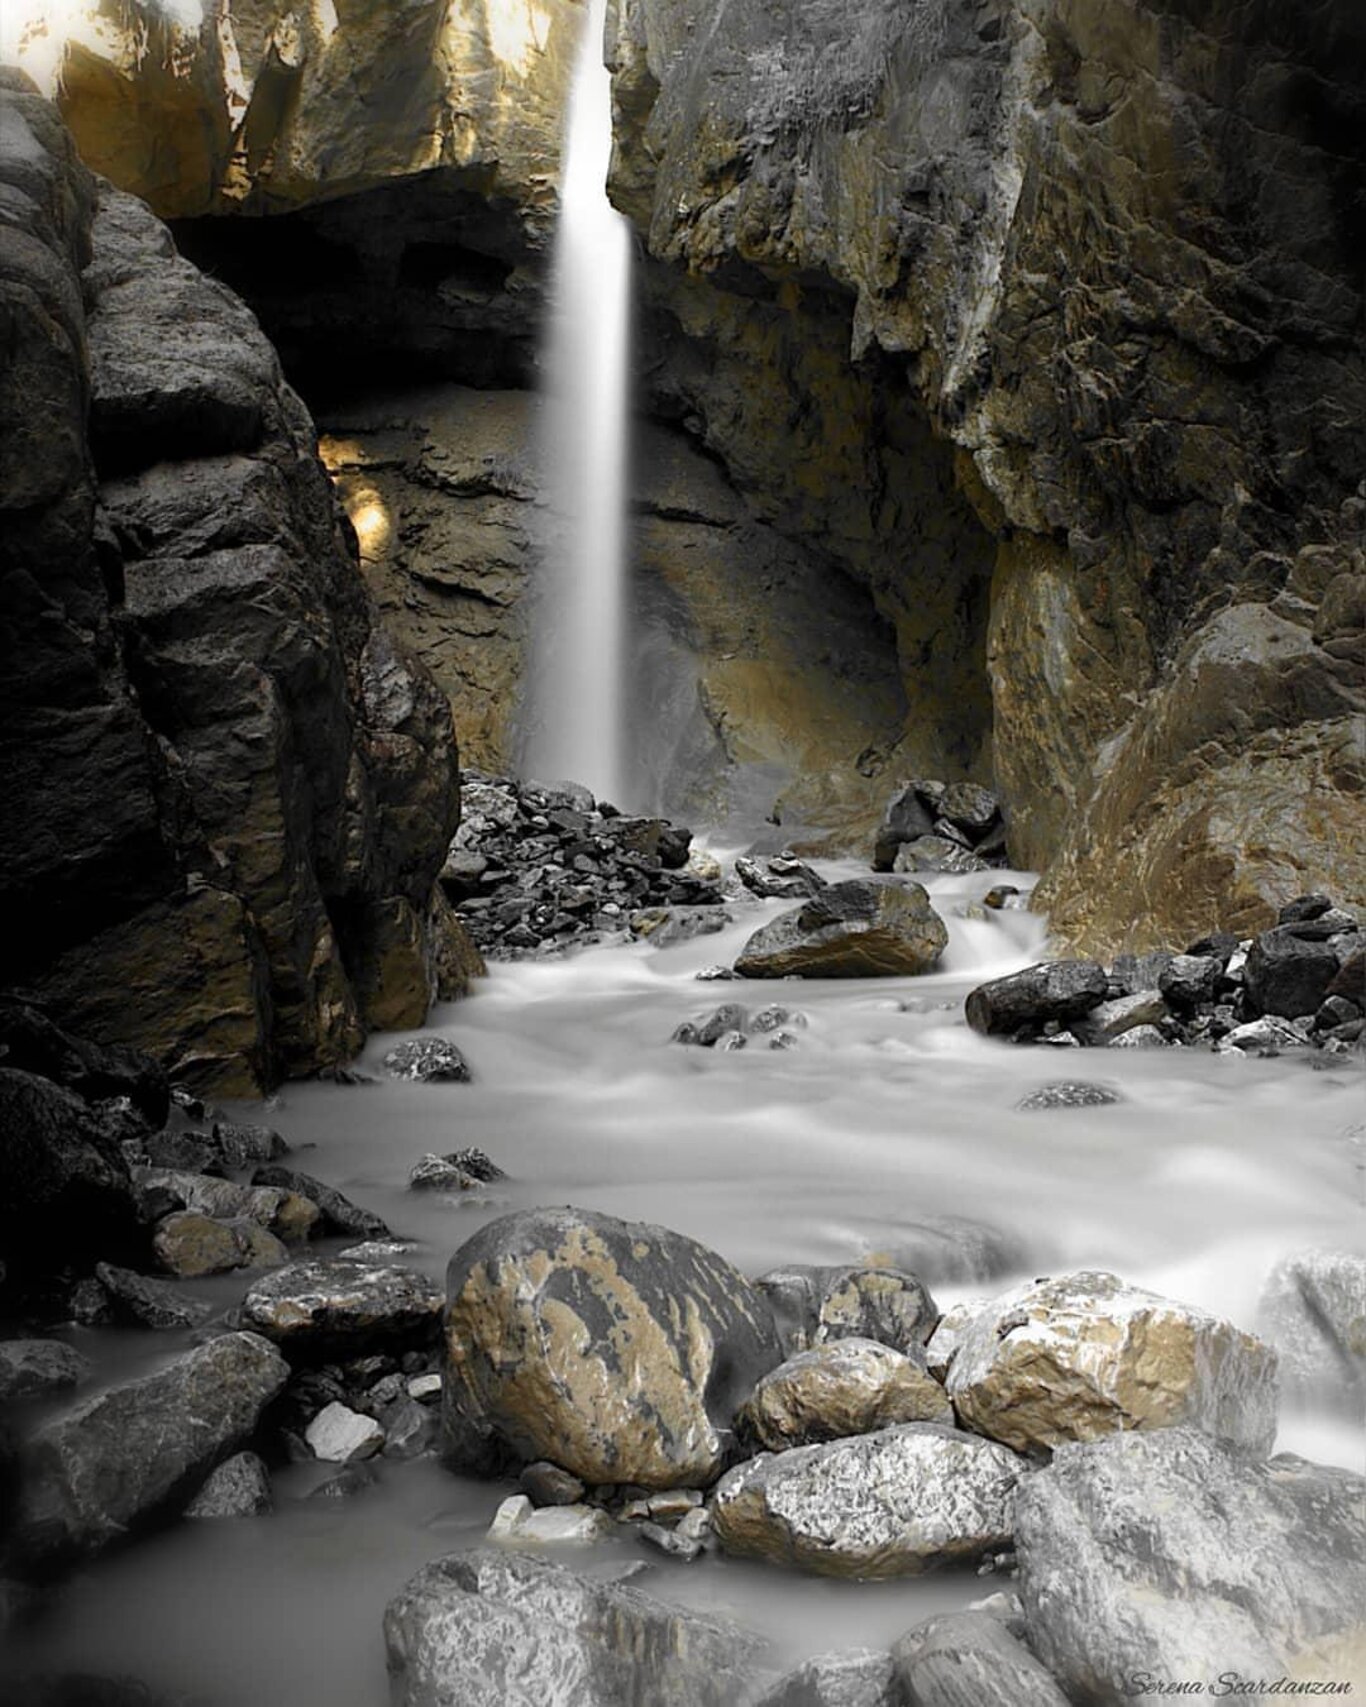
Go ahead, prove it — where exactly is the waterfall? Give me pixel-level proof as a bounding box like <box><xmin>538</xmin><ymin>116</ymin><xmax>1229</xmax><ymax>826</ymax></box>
<box><xmin>522</xmin><ymin>0</ymin><xmax>633</xmax><ymax>805</ymax></box>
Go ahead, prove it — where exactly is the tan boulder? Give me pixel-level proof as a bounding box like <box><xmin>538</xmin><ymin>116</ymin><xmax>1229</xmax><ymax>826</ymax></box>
<box><xmin>152</xmin><ymin>1210</ymin><xmax>287</xmax><ymax>1277</ymax></box>
<box><xmin>946</xmin><ymin>1271</ymin><xmax>1279</xmax><ymax>1455</ymax></box>
<box><xmin>738</xmin><ymin>1338</ymin><xmax>952</xmax><ymax>1450</ymax></box>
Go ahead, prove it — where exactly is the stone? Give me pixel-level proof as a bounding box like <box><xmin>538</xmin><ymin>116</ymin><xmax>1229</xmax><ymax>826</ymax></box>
<box><xmin>251</xmin><ymin>1166</ymin><xmax>390</xmax><ymax>1241</ymax></box>
<box><xmin>382</xmin><ymin>1396</ymin><xmax>438</xmax><ymax>1460</ymax></box>
<box><xmin>208</xmin><ymin>1121</ymin><xmax>289</xmax><ymax>1166</ymax></box>
<box><xmin>946</xmin><ymin>1271</ymin><xmax>1279</xmax><ymax>1456</ymax></box>
<box><xmin>1245</xmin><ymin>925</ymin><xmax>1343</xmax><ymax>1019</ymax></box>
<box><xmin>755</xmin><ymin>1649</ymin><xmax>896</xmax><ymax>1707</ymax></box>
<box><xmin>873</xmin><ymin>786</ymin><xmax>938</xmax><ymax>870</ymax></box>
<box><xmin>1016</xmin><ymin>1081</ymin><xmax>1119</xmax><ymax>1111</ymax></box>
<box><xmin>442</xmin><ymin>1206</ymin><xmax>783</xmax><ymax>1486</ymax></box>
<box><xmin>185</xmin><ymin>1451</ymin><xmax>273</xmax><ymax>1518</ymax></box>
<box><xmin>310</xmin><ymin>1463</ymin><xmax>379</xmax><ymax>1503</ymax></box>
<box><xmin>383</xmin><ymin>1548</ymin><xmax>770</xmax><ymax>1707</ymax></box>
<box><xmin>892</xmin><ymin>837</ymin><xmax>988</xmax><ymax>876</ymax></box>
<box><xmin>924</xmin><ymin>1300</ymin><xmax>986</xmax><ymax>1382</ymax></box>
<box><xmin>242</xmin><ymin>1260</ymin><xmax>444</xmax><ymax>1359</ymax></box>
<box><xmin>1256</xmin><ymin>1249</ymin><xmax>1366</xmax><ymax>1413</ymax></box>
<box><xmin>735</xmin><ymin>854</ymin><xmax>826</xmax><ymax>900</ymax></box>
<box><xmin>408</xmin><ymin>1373</ymin><xmax>443</xmax><ymax>1403</ymax></box>
<box><xmin>445</xmin><ymin>1147</ymin><xmax>506</xmax><ymax>1182</ymax></box>
<box><xmin>383</xmin><ymin>1039</ymin><xmax>472</xmax><ymax>1083</ymax></box>
<box><xmin>153</xmin><ymin>1211</ymin><xmax>285</xmax><ymax>1277</ymax></box>
<box><xmin>1079</xmin><ymin>990</ymin><xmax>1168</xmax><ymax>1042</ymax></box>
<box><xmin>500</xmin><ymin>1502</ymin><xmax>616</xmax><ymax>1546</ymax></box>
<box><xmin>340</xmin><ymin>1240</ymin><xmax>415</xmax><ymax>1264</ymax></box>
<box><xmin>738</xmin><ymin>1338</ymin><xmax>952</xmax><ymax>1449</ymax></box>
<box><xmin>964</xmin><ymin>963</ymin><xmax>1109</xmax><ymax>1037</ymax></box>
<box><xmin>133</xmin><ymin>1167</ymin><xmax>292</xmax><ymax>1231</ymax></box>
<box><xmin>736</xmin><ymin>882</ymin><xmax>947</xmax><ymax>979</ymax></box>
<box><xmin>1327</xmin><ymin>945</ymin><xmax>1366</xmax><ymax>1003</ymax></box>
<box><xmin>12</xmin><ymin>1331</ymin><xmax>287</xmax><ymax>1563</ymax></box>
<box><xmin>639</xmin><ymin>1520</ymin><xmax>702</xmax><ymax>1561</ymax></box>
<box><xmin>0</xmin><ymin>1339</ymin><xmax>92</xmax><ymax>1405</ymax></box>
<box><xmin>306</xmin><ymin>1401</ymin><xmax>385</xmax><ymax>1463</ymax></box>
<box><xmin>1158</xmin><ymin>953</ymin><xmax>1221</xmax><ymax>1011</ymax></box>
<box><xmin>1015</xmin><ymin>1429</ymin><xmax>1366</xmax><ymax>1696</ymax></box>
<box><xmin>409</xmin><ymin>1154</ymin><xmax>477</xmax><ymax>1191</ymax></box>
<box><xmin>1220</xmin><ymin>1015</ymin><xmax>1313</xmax><ymax>1053</ymax></box>
<box><xmin>520</xmin><ymin>1463</ymin><xmax>587</xmax><ymax>1507</ymax></box>
<box><xmin>487</xmin><ymin>1494</ymin><xmax>534</xmax><ymax>1540</ymax></box>
<box><xmin>92</xmin><ymin>1262</ymin><xmax>212</xmax><ymax>1330</ymax></box>
<box><xmin>890</xmin><ymin>1611</ymin><xmax>1068</xmax><ymax>1707</ymax></box>
<box><xmin>1107</xmin><ymin>952</ymin><xmax>1176</xmax><ymax>997</ymax></box>
<box><xmin>1280</xmin><ymin>894</ymin><xmax>1336</xmax><ymax>925</ymax></box>
<box><xmin>937</xmin><ymin>783</ymin><xmax>1000</xmax><ymax>838</ymax></box>
<box><xmin>1106</xmin><ymin>1024</ymin><xmax>1170</xmax><ymax>1049</ymax></box>
<box><xmin>753</xmin><ymin>1265</ymin><xmax>938</xmax><ymax>1359</ymax></box>
<box><xmin>712</xmin><ymin>1423</ymin><xmax>1024</xmax><ymax>1578</ymax></box>
<box><xmin>630</xmin><ymin>906</ymin><xmax>729</xmax><ymax>947</ymax></box>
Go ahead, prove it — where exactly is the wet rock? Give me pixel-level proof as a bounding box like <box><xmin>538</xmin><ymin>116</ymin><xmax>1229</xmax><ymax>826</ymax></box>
<box><xmin>408</xmin><ymin>1372</ymin><xmax>442</xmax><ymax>1403</ymax></box>
<box><xmin>873</xmin><ymin>786</ymin><xmax>937</xmax><ymax>871</ymax></box>
<box><xmin>946</xmin><ymin>1271</ymin><xmax>1278</xmax><ymax>1455</ymax></box>
<box><xmin>133</xmin><ymin>1167</ymin><xmax>295</xmax><ymax>1232</ymax></box>
<box><xmin>445</xmin><ymin>1147</ymin><xmax>506</xmax><ymax>1183</ymax></box>
<box><xmin>185</xmin><ymin>1451</ymin><xmax>273</xmax><ymax>1518</ymax></box>
<box><xmin>310</xmin><ymin>1462</ymin><xmax>378</xmax><ymax>1502</ymax></box>
<box><xmin>381</xmin><ymin>1396</ymin><xmax>438</xmax><ymax>1460</ymax></box>
<box><xmin>1256</xmin><ymin>1249</ymin><xmax>1366</xmax><ymax>1413</ymax></box>
<box><xmin>0</xmin><ymin>1340</ymin><xmax>92</xmax><ymax>1405</ymax></box>
<box><xmin>735</xmin><ymin>854</ymin><xmax>826</xmax><ymax>900</ymax></box>
<box><xmin>1158</xmin><ymin>953</ymin><xmax>1220</xmax><ymax>1011</ymax></box>
<box><xmin>938</xmin><ymin>784</ymin><xmax>1000</xmax><ymax>838</ymax></box>
<box><xmin>1327</xmin><ymin>944</ymin><xmax>1365</xmax><ymax>1003</ymax></box>
<box><xmin>207</xmin><ymin>1121</ymin><xmax>289</xmax><ymax>1166</ymax></box>
<box><xmin>1279</xmin><ymin>894</ymin><xmax>1335</xmax><ymax>925</ymax></box>
<box><xmin>1245</xmin><ymin>925</ymin><xmax>1344</xmax><ymax>1019</ymax></box>
<box><xmin>892</xmin><ymin>838</ymin><xmax>987</xmax><ymax>877</ymax></box>
<box><xmin>738</xmin><ymin>1338</ymin><xmax>952</xmax><ymax>1449</ymax></box>
<box><xmin>698</xmin><ymin>1003</ymin><xmax>749</xmax><ymax>1045</ymax></box>
<box><xmin>639</xmin><ymin>1519</ymin><xmax>703</xmax><ymax>1561</ymax></box>
<box><xmin>442</xmin><ymin>1206</ymin><xmax>783</xmax><ymax>1486</ymax></box>
<box><xmin>964</xmin><ymin>963</ymin><xmax>1109</xmax><ymax>1038</ymax></box>
<box><xmin>754</xmin><ymin>1649</ymin><xmax>896</xmax><ymax>1707</ymax></box>
<box><xmin>152</xmin><ymin>1211</ymin><xmax>286</xmax><ymax>1277</ymax></box>
<box><xmin>924</xmin><ymin>1300</ymin><xmax>985</xmax><ymax>1382</ymax></box>
<box><xmin>1016</xmin><ymin>1082</ymin><xmax>1120</xmax><ymax>1111</ymax></box>
<box><xmin>1015</xmin><ymin>1429</ymin><xmax>1366</xmax><ymax>1696</ymax></box>
<box><xmin>134</xmin><ymin>1132</ymin><xmax>224</xmax><ymax>1176</ymax></box>
<box><xmin>753</xmin><ymin>1265</ymin><xmax>938</xmax><ymax>1359</ymax></box>
<box><xmin>876</xmin><ymin>1217</ymin><xmax>1026</xmax><ymax>1287</ymax></box>
<box><xmin>12</xmin><ymin>1331</ymin><xmax>287</xmax><ymax>1563</ymax></box>
<box><xmin>340</xmin><ymin>1240</ymin><xmax>414</xmax><ymax>1265</ymax></box>
<box><xmin>890</xmin><ymin>1610</ymin><xmax>1068</xmax><ymax>1707</ymax></box>
<box><xmin>1105</xmin><ymin>1024</ymin><xmax>1169</xmax><ymax>1049</ymax></box>
<box><xmin>491</xmin><ymin>1498</ymin><xmax>615</xmax><ymax>1545</ymax></box>
<box><xmin>1219</xmin><ymin>1015</ymin><xmax>1313</xmax><ymax>1053</ymax></box>
<box><xmin>251</xmin><ymin>1165</ymin><xmax>390</xmax><ymax>1241</ymax></box>
<box><xmin>92</xmin><ymin>1262</ymin><xmax>212</xmax><ymax>1330</ymax></box>
<box><xmin>520</xmin><ymin>1462</ymin><xmax>587</xmax><ymax>1507</ymax></box>
<box><xmin>696</xmin><ymin>964</ymin><xmax>740</xmax><ymax>981</ymax></box>
<box><xmin>383</xmin><ymin>1548</ymin><xmax>770</xmax><ymax>1707</ymax></box>
<box><xmin>306</xmin><ymin>1401</ymin><xmax>385</xmax><ymax>1463</ymax></box>
<box><xmin>1078</xmin><ymin>990</ymin><xmax>1167</xmax><ymax>1042</ymax></box>
<box><xmin>242</xmin><ymin>1260</ymin><xmax>444</xmax><ymax>1360</ymax></box>
<box><xmin>630</xmin><ymin>905</ymin><xmax>729</xmax><ymax>946</ymax></box>
<box><xmin>0</xmin><ymin>1003</ymin><xmax>170</xmax><ymax>1129</ymax></box>
<box><xmin>383</xmin><ymin>1039</ymin><xmax>472</xmax><ymax>1083</ymax></box>
<box><xmin>736</xmin><ymin>881</ymin><xmax>947</xmax><ymax>979</ymax></box>
<box><xmin>408</xmin><ymin>1154</ymin><xmax>477</xmax><ymax>1192</ymax></box>
<box><xmin>712</xmin><ymin>1423</ymin><xmax>1023</xmax><ymax>1578</ymax></box>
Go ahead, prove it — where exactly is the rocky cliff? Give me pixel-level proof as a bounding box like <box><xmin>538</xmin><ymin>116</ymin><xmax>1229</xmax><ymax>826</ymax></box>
<box><xmin>0</xmin><ymin>69</ymin><xmax>463</xmax><ymax>1094</ymax></box>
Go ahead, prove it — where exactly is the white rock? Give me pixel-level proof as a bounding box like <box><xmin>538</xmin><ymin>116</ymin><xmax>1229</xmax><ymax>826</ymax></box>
<box><xmin>487</xmin><ymin>1494</ymin><xmax>533</xmax><ymax>1539</ymax></box>
<box><xmin>924</xmin><ymin>1299</ymin><xmax>986</xmax><ymax>1381</ymax></box>
<box><xmin>519</xmin><ymin>1504</ymin><xmax>614</xmax><ymax>1544</ymax></box>
<box><xmin>408</xmin><ymin>1373</ymin><xmax>443</xmax><ymax>1402</ymax></box>
<box><xmin>306</xmin><ymin>1401</ymin><xmax>385</xmax><ymax>1463</ymax></box>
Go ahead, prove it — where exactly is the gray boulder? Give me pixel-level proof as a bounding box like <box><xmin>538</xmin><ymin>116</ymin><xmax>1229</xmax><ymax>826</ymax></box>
<box><xmin>251</xmin><ymin>1164</ymin><xmax>389</xmax><ymax>1240</ymax></box>
<box><xmin>890</xmin><ymin>1610</ymin><xmax>1068</xmax><ymax>1707</ymax></box>
<box><xmin>12</xmin><ymin>1331</ymin><xmax>287</xmax><ymax>1563</ymax></box>
<box><xmin>735</xmin><ymin>882</ymin><xmax>947</xmax><ymax>979</ymax></box>
<box><xmin>383</xmin><ymin>1548</ymin><xmax>771</xmax><ymax>1707</ymax></box>
<box><xmin>711</xmin><ymin>1423</ymin><xmax>1024</xmax><ymax>1578</ymax></box>
<box><xmin>735</xmin><ymin>854</ymin><xmax>825</xmax><ymax>900</ymax></box>
<box><xmin>0</xmin><ymin>1338</ymin><xmax>92</xmax><ymax>1404</ymax></box>
<box><xmin>383</xmin><ymin>1039</ymin><xmax>471</xmax><ymax>1082</ymax></box>
<box><xmin>93</xmin><ymin>1261</ymin><xmax>212</xmax><ymax>1330</ymax></box>
<box><xmin>1015</xmin><ymin>1429</ymin><xmax>1366</xmax><ymax>1700</ymax></box>
<box><xmin>185</xmin><ymin>1450</ymin><xmax>273</xmax><ymax>1518</ymax></box>
<box><xmin>242</xmin><ymin>1260</ymin><xmax>443</xmax><ymax>1359</ymax></box>
<box><xmin>754</xmin><ymin>1650</ymin><xmax>895</xmax><ymax>1707</ymax></box>
<box><xmin>1245</xmin><ymin>924</ymin><xmax>1345</xmax><ymax>1018</ymax></box>
<box><xmin>443</xmin><ymin>1207</ymin><xmax>783</xmax><ymax>1485</ymax></box>
<box><xmin>964</xmin><ymin>962</ymin><xmax>1108</xmax><ymax>1036</ymax></box>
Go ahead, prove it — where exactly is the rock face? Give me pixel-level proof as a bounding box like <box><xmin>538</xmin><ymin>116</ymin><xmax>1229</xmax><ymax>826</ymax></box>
<box><xmin>946</xmin><ymin>1271</ymin><xmax>1279</xmax><ymax>1455</ymax></box>
<box><xmin>738</xmin><ymin>1339</ymin><xmax>952</xmax><ymax>1449</ymax></box>
<box><xmin>442</xmin><ymin>1207</ymin><xmax>783</xmax><ymax>1486</ymax></box>
<box><xmin>0</xmin><ymin>74</ymin><xmax>460</xmax><ymax>1093</ymax></box>
<box><xmin>735</xmin><ymin>882</ymin><xmax>947</xmax><ymax>979</ymax></box>
<box><xmin>1015</xmin><ymin>1429</ymin><xmax>1366</xmax><ymax>1700</ymax></box>
<box><xmin>11</xmin><ymin>1331</ymin><xmax>288</xmax><ymax>1564</ymax></box>
<box><xmin>711</xmin><ymin>1423</ymin><xmax>1023</xmax><ymax>1578</ymax></box>
<box><xmin>384</xmin><ymin>1549</ymin><xmax>771</xmax><ymax>1707</ymax></box>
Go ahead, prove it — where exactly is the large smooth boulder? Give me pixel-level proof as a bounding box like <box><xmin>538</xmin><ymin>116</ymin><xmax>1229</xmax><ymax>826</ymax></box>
<box><xmin>1256</xmin><ymin>1249</ymin><xmax>1366</xmax><ymax>1413</ymax></box>
<box><xmin>890</xmin><ymin>1611</ymin><xmax>1069</xmax><ymax>1707</ymax></box>
<box><xmin>242</xmin><ymin>1260</ymin><xmax>443</xmax><ymax>1359</ymax></box>
<box><xmin>711</xmin><ymin>1423</ymin><xmax>1024</xmax><ymax>1578</ymax></box>
<box><xmin>1015</xmin><ymin>1429</ymin><xmax>1366</xmax><ymax>1700</ymax></box>
<box><xmin>11</xmin><ymin>1331</ymin><xmax>287</xmax><ymax>1563</ymax></box>
<box><xmin>753</xmin><ymin>1265</ymin><xmax>938</xmax><ymax>1359</ymax></box>
<box><xmin>964</xmin><ymin>962</ymin><xmax>1108</xmax><ymax>1037</ymax></box>
<box><xmin>947</xmin><ymin>1271</ymin><xmax>1278</xmax><ymax>1455</ymax></box>
<box><xmin>738</xmin><ymin>1338</ymin><xmax>951</xmax><ymax>1449</ymax></box>
<box><xmin>442</xmin><ymin>1207</ymin><xmax>783</xmax><ymax>1486</ymax></box>
<box><xmin>735</xmin><ymin>882</ymin><xmax>947</xmax><ymax>979</ymax></box>
<box><xmin>383</xmin><ymin>1548</ymin><xmax>771</xmax><ymax>1707</ymax></box>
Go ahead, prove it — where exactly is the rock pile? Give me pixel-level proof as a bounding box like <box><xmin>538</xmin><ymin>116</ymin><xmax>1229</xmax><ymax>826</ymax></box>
<box><xmin>441</xmin><ymin>774</ymin><xmax>725</xmax><ymax>959</ymax></box>
<box><xmin>966</xmin><ymin>894</ymin><xmax>1363</xmax><ymax>1053</ymax></box>
<box><xmin>873</xmin><ymin>781</ymin><xmax>1009</xmax><ymax>875</ymax></box>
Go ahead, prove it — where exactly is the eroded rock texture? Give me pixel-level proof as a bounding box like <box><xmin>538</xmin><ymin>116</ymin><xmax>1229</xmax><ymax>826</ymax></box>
<box><xmin>608</xmin><ymin>0</ymin><xmax>1366</xmax><ymax>945</ymax></box>
<box><xmin>0</xmin><ymin>73</ymin><xmax>460</xmax><ymax>1092</ymax></box>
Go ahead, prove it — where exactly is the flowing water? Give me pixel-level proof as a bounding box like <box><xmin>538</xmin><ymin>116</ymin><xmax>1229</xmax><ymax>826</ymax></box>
<box><xmin>520</xmin><ymin>0</ymin><xmax>634</xmax><ymax>805</ymax></box>
<box><xmin>5</xmin><ymin>860</ymin><xmax>1363</xmax><ymax>1703</ymax></box>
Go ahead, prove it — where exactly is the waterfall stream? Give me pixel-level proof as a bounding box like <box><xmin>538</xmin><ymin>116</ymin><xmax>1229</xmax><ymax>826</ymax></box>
<box><xmin>521</xmin><ymin>0</ymin><xmax>633</xmax><ymax>806</ymax></box>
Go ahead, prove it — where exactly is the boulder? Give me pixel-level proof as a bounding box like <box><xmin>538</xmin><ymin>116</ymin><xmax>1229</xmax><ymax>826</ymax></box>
<box><xmin>1245</xmin><ymin>925</ymin><xmax>1344</xmax><ymax>1018</ymax></box>
<box><xmin>711</xmin><ymin>1423</ymin><xmax>1024</xmax><ymax>1578</ymax></box>
<box><xmin>890</xmin><ymin>1611</ymin><xmax>1068</xmax><ymax>1707</ymax></box>
<box><xmin>409</xmin><ymin>1155</ymin><xmax>477</xmax><ymax>1192</ymax></box>
<box><xmin>12</xmin><ymin>1331</ymin><xmax>287</xmax><ymax>1563</ymax></box>
<box><xmin>152</xmin><ymin>1211</ymin><xmax>286</xmax><ymax>1276</ymax></box>
<box><xmin>735</xmin><ymin>882</ymin><xmax>947</xmax><ymax>979</ymax></box>
<box><xmin>185</xmin><ymin>1451</ymin><xmax>273</xmax><ymax>1518</ymax></box>
<box><xmin>487</xmin><ymin>1497</ymin><xmax>614</xmax><ymax>1545</ymax></box>
<box><xmin>306</xmin><ymin>1401</ymin><xmax>385</xmax><ymax>1463</ymax></box>
<box><xmin>738</xmin><ymin>1338</ymin><xmax>952</xmax><ymax>1449</ymax></box>
<box><xmin>207</xmin><ymin>1121</ymin><xmax>288</xmax><ymax>1165</ymax></box>
<box><xmin>242</xmin><ymin>1260</ymin><xmax>443</xmax><ymax>1360</ymax></box>
<box><xmin>383</xmin><ymin>1548</ymin><xmax>771</xmax><ymax>1707</ymax></box>
<box><xmin>924</xmin><ymin>1300</ymin><xmax>986</xmax><ymax>1382</ymax></box>
<box><xmin>892</xmin><ymin>838</ymin><xmax>987</xmax><ymax>876</ymax></box>
<box><xmin>251</xmin><ymin>1166</ymin><xmax>390</xmax><ymax>1240</ymax></box>
<box><xmin>946</xmin><ymin>1271</ymin><xmax>1279</xmax><ymax>1455</ymax></box>
<box><xmin>383</xmin><ymin>1039</ymin><xmax>472</xmax><ymax>1082</ymax></box>
<box><xmin>1078</xmin><ymin>990</ymin><xmax>1168</xmax><ymax>1043</ymax></box>
<box><xmin>1015</xmin><ymin>1429</ymin><xmax>1366</xmax><ymax>1699</ymax></box>
<box><xmin>93</xmin><ymin>1262</ymin><xmax>212</xmax><ymax>1330</ymax></box>
<box><xmin>754</xmin><ymin>1650</ymin><xmax>896</xmax><ymax>1707</ymax></box>
<box><xmin>735</xmin><ymin>854</ymin><xmax>825</xmax><ymax>900</ymax></box>
<box><xmin>1158</xmin><ymin>953</ymin><xmax>1220</xmax><ymax>1011</ymax></box>
<box><xmin>752</xmin><ymin>1265</ymin><xmax>937</xmax><ymax>1359</ymax></box>
<box><xmin>1256</xmin><ymin>1249</ymin><xmax>1366</xmax><ymax>1412</ymax></box>
<box><xmin>520</xmin><ymin>1463</ymin><xmax>586</xmax><ymax>1507</ymax></box>
<box><xmin>442</xmin><ymin>1207</ymin><xmax>783</xmax><ymax>1486</ymax></box>
<box><xmin>964</xmin><ymin>963</ymin><xmax>1109</xmax><ymax>1037</ymax></box>
<box><xmin>937</xmin><ymin>784</ymin><xmax>1000</xmax><ymax>838</ymax></box>
<box><xmin>0</xmin><ymin>1339</ymin><xmax>92</xmax><ymax>1405</ymax></box>
<box><xmin>873</xmin><ymin>786</ymin><xmax>937</xmax><ymax>871</ymax></box>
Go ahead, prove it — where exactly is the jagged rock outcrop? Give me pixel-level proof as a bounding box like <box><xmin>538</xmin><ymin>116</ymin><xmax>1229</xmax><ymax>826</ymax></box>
<box><xmin>0</xmin><ymin>72</ymin><xmax>460</xmax><ymax>1092</ymax></box>
<box><xmin>608</xmin><ymin>0</ymin><xmax>1366</xmax><ymax>944</ymax></box>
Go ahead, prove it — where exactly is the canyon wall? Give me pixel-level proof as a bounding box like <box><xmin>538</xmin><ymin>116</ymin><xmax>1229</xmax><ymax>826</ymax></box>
<box><xmin>0</xmin><ymin>69</ymin><xmax>463</xmax><ymax>1093</ymax></box>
